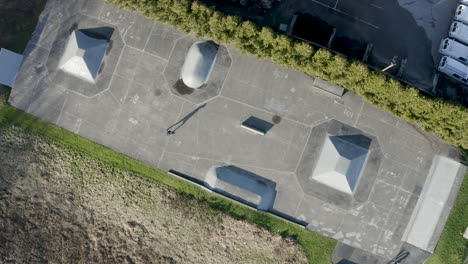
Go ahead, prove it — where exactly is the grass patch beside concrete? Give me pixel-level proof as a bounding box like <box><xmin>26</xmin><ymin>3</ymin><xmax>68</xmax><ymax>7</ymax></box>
<box><xmin>0</xmin><ymin>87</ymin><xmax>336</xmax><ymax>263</ymax></box>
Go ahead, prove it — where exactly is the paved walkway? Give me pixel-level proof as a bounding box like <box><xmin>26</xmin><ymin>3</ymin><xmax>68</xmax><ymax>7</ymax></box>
<box><xmin>9</xmin><ymin>0</ymin><xmax>465</xmax><ymax>260</ymax></box>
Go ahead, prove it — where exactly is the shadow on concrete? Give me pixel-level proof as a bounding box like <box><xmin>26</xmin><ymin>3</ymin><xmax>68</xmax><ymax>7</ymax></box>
<box><xmin>173</xmin><ymin>79</ymin><xmax>195</xmax><ymax>95</ymax></box>
<box><xmin>166</xmin><ymin>103</ymin><xmax>207</xmax><ymax>134</ymax></box>
<box><xmin>80</xmin><ymin>26</ymin><xmax>114</xmax><ymax>41</ymax></box>
<box><xmin>337</xmin><ymin>260</ymin><xmax>358</xmax><ymax>264</ymax></box>
<box><xmin>331</xmin><ymin>134</ymin><xmax>372</xmax><ymax>150</ymax></box>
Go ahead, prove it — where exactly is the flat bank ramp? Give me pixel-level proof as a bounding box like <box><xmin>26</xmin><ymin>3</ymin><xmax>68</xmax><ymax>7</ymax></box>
<box><xmin>403</xmin><ymin>155</ymin><xmax>466</xmax><ymax>252</ymax></box>
<box><xmin>205</xmin><ymin>166</ymin><xmax>277</xmax><ymax>211</ymax></box>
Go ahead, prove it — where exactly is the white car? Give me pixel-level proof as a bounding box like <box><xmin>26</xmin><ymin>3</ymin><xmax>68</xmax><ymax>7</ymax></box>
<box><xmin>439</xmin><ymin>38</ymin><xmax>468</xmax><ymax>63</ymax></box>
<box><xmin>449</xmin><ymin>21</ymin><xmax>468</xmax><ymax>45</ymax></box>
<box><xmin>454</xmin><ymin>5</ymin><xmax>468</xmax><ymax>24</ymax></box>
<box><xmin>438</xmin><ymin>56</ymin><xmax>468</xmax><ymax>84</ymax></box>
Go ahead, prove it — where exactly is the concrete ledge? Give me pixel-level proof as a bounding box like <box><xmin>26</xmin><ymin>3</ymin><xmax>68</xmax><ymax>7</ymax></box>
<box><xmin>403</xmin><ymin>155</ymin><xmax>467</xmax><ymax>252</ymax></box>
<box><xmin>240</xmin><ymin>116</ymin><xmax>274</xmax><ymax>135</ymax></box>
<box><xmin>240</xmin><ymin>124</ymin><xmax>266</xmax><ymax>135</ymax></box>
<box><xmin>313</xmin><ymin>77</ymin><xmax>345</xmax><ymax>97</ymax></box>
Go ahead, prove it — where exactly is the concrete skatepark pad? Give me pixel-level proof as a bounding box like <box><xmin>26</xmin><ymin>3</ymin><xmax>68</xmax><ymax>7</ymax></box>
<box><xmin>312</xmin><ymin>135</ymin><xmax>370</xmax><ymax>194</ymax></box>
<box><xmin>0</xmin><ymin>48</ymin><xmax>23</xmax><ymax>87</ymax></box>
<box><xmin>205</xmin><ymin>166</ymin><xmax>277</xmax><ymax>211</ymax></box>
<box><xmin>181</xmin><ymin>41</ymin><xmax>218</xmax><ymax>89</ymax></box>
<box><xmin>59</xmin><ymin>30</ymin><xmax>109</xmax><ymax>82</ymax></box>
<box><xmin>8</xmin><ymin>0</ymin><xmax>467</xmax><ymax>261</ymax></box>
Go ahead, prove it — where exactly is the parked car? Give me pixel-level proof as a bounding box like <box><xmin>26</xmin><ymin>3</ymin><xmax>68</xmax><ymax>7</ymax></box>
<box><xmin>438</xmin><ymin>56</ymin><xmax>468</xmax><ymax>84</ymax></box>
<box><xmin>454</xmin><ymin>4</ymin><xmax>468</xmax><ymax>24</ymax></box>
<box><xmin>439</xmin><ymin>38</ymin><xmax>468</xmax><ymax>63</ymax></box>
<box><xmin>449</xmin><ymin>21</ymin><xmax>468</xmax><ymax>45</ymax></box>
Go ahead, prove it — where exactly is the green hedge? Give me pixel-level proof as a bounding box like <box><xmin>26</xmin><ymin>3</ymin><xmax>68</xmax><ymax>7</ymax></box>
<box><xmin>107</xmin><ymin>0</ymin><xmax>467</xmax><ymax>148</ymax></box>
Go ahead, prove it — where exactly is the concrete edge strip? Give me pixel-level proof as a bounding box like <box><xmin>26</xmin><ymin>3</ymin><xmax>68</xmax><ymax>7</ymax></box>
<box><xmin>402</xmin><ymin>155</ymin><xmax>467</xmax><ymax>252</ymax></box>
<box><xmin>240</xmin><ymin>124</ymin><xmax>266</xmax><ymax>135</ymax></box>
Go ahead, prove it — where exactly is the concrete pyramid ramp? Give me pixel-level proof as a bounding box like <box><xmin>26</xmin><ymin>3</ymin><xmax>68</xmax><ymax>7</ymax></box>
<box><xmin>59</xmin><ymin>30</ymin><xmax>109</xmax><ymax>82</ymax></box>
<box><xmin>312</xmin><ymin>135</ymin><xmax>369</xmax><ymax>194</ymax></box>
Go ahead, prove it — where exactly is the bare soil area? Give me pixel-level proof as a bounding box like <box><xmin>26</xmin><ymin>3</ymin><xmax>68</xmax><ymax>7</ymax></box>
<box><xmin>0</xmin><ymin>112</ymin><xmax>307</xmax><ymax>263</ymax></box>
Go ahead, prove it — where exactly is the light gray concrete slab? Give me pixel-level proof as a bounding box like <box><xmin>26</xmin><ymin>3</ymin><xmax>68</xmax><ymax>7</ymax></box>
<box><xmin>81</xmin><ymin>0</ymin><xmax>104</xmax><ymax>19</ymax></box>
<box><xmin>26</xmin><ymin>79</ymin><xmax>68</xmax><ymax>125</ymax></box>
<box><xmin>9</xmin><ymin>0</ymin><xmax>465</xmax><ymax>260</ymax></box>
<box><xmin>99</xmin><ymin>3</ymin><xmax>128</xmax><ymax>25</ymax></box>
<box><xmin>9</xmin><ymin>46</ymin><xmax>50</xmax><ymax>111</ymax></box>
<box><xmin>377</xmin><ymin>158</ymin><xmax>408</xmax><ymax>186</ymax></box>
<box><xmin>122</xmin><ymin>14</ymin><xmax>153</xmax><ymax>50</ymax></box>
<box><xmin>145</xmin><ymin>23</ymin><xmax>185</xmax><ymax>60</ymax></box>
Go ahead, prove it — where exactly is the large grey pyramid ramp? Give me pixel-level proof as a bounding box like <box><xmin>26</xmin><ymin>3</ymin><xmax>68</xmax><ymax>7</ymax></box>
<box><xmin>312</xmin><ymin>135</ymin><xmax>370</xmax><ymax>194</ymax></box>
<box><xmin>403</xmin><ymin>155</ymin><xmax>467</xmax><ymax>252</ymax></box>
<box><xmin>59</xmin><ymin>30</ymin><xmax>109</xmax><ymax>82</ymax></box>
<box><xmin>205</xmin><ymin>166</ymin><xmax>276</xmax><ymax>211</ymax></box>
<box><xmin>0</xmin><ymin>48</ymin><xmax>23</xmax><ymax>87</ymax></box>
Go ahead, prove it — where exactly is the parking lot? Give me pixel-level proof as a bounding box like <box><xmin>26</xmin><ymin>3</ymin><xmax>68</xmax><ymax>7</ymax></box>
<box><xmin>265</xmin><ymin>0</ymin><xmax>459</xmax><ymax>93</ymax></box>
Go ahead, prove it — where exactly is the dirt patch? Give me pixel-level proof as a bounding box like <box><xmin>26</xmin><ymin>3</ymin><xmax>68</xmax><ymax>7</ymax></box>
<box><xmin>0</xmin><ymin>127</ymin><xmax>307</xmax><ymax>263</ymax></box>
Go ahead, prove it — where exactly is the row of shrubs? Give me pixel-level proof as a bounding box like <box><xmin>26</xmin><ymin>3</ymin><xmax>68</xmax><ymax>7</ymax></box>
<box><xmin>108</xmin><ymin>0</ymin><xmax>467</xmax><ymax>148</ymax></box>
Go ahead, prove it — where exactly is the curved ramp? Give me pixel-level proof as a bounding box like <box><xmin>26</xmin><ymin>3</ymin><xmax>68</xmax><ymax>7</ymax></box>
<box><xmin>205</xmin><ymin>166</ymin><xmax>277</xmax><ymax>211</ymax></box>
<box><xmin>181</xmin><ymin>41</ymin><xmax>218</xmax><ymax>89</ymax></box>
